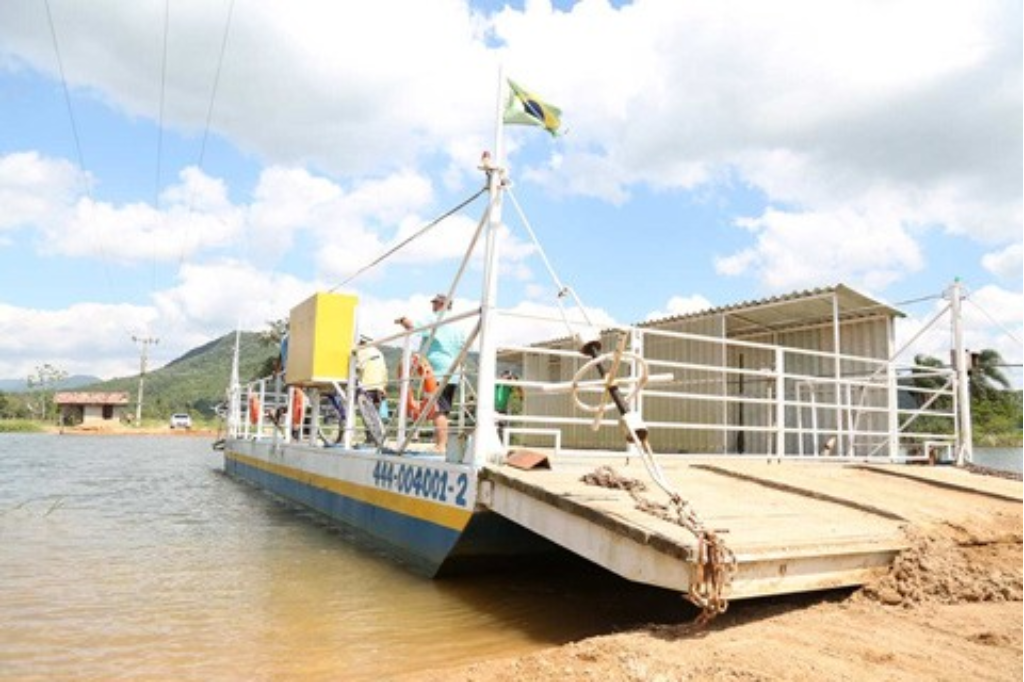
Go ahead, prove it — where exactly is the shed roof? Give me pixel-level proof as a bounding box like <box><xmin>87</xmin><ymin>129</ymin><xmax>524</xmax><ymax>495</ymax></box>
<box><xmin>643</xmin><ymin>284</ymin><xmax>903</xmax><ymax>337</ymax></box>
<box><xmin>512</xmin><ymin>284</ymin><xmax>903</xmax><ymax>352</ymax></box>
<box><xmin>54</xmin><ymin>392</ymin><xmax>130</xmax><ymax>406</ymax></box>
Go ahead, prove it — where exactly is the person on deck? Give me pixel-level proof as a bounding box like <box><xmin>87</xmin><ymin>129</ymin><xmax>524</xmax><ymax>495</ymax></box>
<box><xmin>396</xmin><ymin>294</ymin><xmax>465</xmax><ymax>452</ymax></box>
<box><xmin>495</xmin><ymin>369</ymin><xmax>523</xmax><ymax>443</ymax></box>
<box><xmin>355</xmin><ymin>336</ymin><xmax>388</xmax><ymax>412</ymax></box>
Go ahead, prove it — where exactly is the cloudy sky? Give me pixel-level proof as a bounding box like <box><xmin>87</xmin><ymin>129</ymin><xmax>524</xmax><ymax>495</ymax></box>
<box><xmin>0</xmin><ymin>0</ymin><xmax>1020</xmax><ymax>386</ymax></box>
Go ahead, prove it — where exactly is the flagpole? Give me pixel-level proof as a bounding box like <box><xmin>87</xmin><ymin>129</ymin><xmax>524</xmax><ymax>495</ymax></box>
<box><xmin>469</xmin><ymin>67</ymin><xmax>508</xmax><ymax>465</ymax></box>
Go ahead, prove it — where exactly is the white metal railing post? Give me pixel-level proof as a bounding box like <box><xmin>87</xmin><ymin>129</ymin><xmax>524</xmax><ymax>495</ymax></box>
<box><xmin>258</xmin><ymin>380</ymin><xmax>266</xmax><ymax>440</ymax></box>
<box><xmin>396</xmin><ymin>336</ymin><xmax>413</xmax><ymax>446</ymax></box>
<box><xmin>774</xmin><ymin>347</ymin><xmax>786</xmax><ymax>458</ymax></box>
<box><xmin>810</xmin><ymin>384</ymin><xmax>820</xmax><ymax>455</ymax></box>
<box><xmin>344</xmin><ymin>353</ymin><xmax>359</xmax><ymax>449</ymax></box>
<box><xmin>795</xmin><ymin>382</ymin><xmax>805</xmax><ymax>456</ymax></box>
<box><xmin>886</xmin><ymin>361</ymin><xmax>899</xmax><ymax>461</ymax></box>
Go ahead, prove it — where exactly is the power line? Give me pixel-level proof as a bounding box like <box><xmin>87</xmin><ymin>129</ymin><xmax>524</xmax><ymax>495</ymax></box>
<box><xmin>151</xmin><ymin>0</ymin><xmax>170</xmax><ymax>294</ymax></box>
<box><xmin>179</xmin><ymin>0</ymin><xmax>237</xmax><ymax>269</ymax></box>
<box><xmin>43</xmin><ymin>0</ymin><xmax>115</xmax><ymax>292</ymax></box>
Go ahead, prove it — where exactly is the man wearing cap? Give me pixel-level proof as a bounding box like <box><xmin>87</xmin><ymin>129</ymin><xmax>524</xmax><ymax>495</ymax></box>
<box><xmin>396</xmin><ymin>294</ymin><xmax>465</xmax><ymax>452</ymax></box>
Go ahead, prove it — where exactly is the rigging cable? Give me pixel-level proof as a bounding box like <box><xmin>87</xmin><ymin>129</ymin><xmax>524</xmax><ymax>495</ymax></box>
<box><xmin>965</xmin><ymin>297</ymin><xmax>1022</xmax><ymax>347</ymax></box>
<box><xmin>890</xmin><ymin>292</ymin><xmax>944</xmax><ymax>308</ymax></box>
<box><xmin>328</xmin><ymin>185</ymin><xmax>489</xmax><ymax>291</ymax></box>
<box><xmin>507</xmin><ymin>183</ymin><xmax>734</xmax><ymax>621</ymax></box>
<box><xmin>505</xmin><ymin>186</ymin><xmax>597</xmax><ymax>337</ymax></box>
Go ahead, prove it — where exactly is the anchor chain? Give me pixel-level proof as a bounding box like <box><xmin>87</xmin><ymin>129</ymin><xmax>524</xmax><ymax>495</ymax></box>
<box><xmin>574</xmin><ymin>334</ymin><xmax>736</xmax><ymax>625</ymax></box>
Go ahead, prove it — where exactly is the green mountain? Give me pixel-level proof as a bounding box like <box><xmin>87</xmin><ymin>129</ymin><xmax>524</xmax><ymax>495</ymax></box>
<box><xmin>80</xmin><ymin>331</ymin><xmax>495</xmax><ymax>422</ymax></box>
<box><xmin>84</xmin><ymin>331</ymin><xmax>278</xmax><ymax>420</ymax></box>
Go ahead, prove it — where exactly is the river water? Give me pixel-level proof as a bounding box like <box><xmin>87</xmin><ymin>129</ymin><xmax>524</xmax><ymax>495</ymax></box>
<box><xmin>1</xmin><ymin>435</ymin><xmax>1019</xmax><ymax>681</ymax></box>
<box><xmin>0</xmin><ymin>434</ymin><xmax>696</xmax><ymax>681</ymax></box>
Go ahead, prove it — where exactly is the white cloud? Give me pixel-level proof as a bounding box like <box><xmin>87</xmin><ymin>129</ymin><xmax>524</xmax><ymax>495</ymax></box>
<box><xmin>0</xmin><ymin>152</ymin><xmax>84</xmax><ymax>233</ymax></box>
<box><xmin>0</xmin><ymin>0</ymin><xmax>497</xmax><ymax>178</ymax></box>
<box><xmin>0</xmin><ymin>301</ymin><xmax>156</xmax><ymax>379</ymax></box>
<box><xmin>0</xmin><ymin>155</ymin><xmax>242</xmax><ymax>264</ymax></box>
<box><xmin>490</xmin><ymin>0</ymin><xmax>1021</xmax><ymax>291</ymax></box>
<box><xmin>982</xmin><ymin>244</ymin><xmax>1024</xmax><ymax>282</ymax></box>
<box><xmin>715</xmin><ymin>207</ymin><xmax>925</xmax><ymax>292</ymax></box>
<box><xmin>0</xmin><ymin>0</ymin><xmax>1019</xmax><ymax>384</ymax></box>
<box><xmin>645</xmin><ymin>293</ymin><xmax>715</xmax><ymax>321</ymax></box>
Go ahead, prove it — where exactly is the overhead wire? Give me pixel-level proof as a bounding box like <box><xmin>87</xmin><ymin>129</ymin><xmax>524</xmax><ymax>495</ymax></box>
<box><xmin>152</xmin><ymin>0</ymin><xmax>170</xmax><ymax>295</ymax></box>
<box><xmin>42</xmin><ymin>0</ymin><xmax>114</xmax><ymax>291</ymax></box>
<box><xmin>179</xmin><ymin>0</ymin><xmax>237</xmax><ymax>269</ymax></box>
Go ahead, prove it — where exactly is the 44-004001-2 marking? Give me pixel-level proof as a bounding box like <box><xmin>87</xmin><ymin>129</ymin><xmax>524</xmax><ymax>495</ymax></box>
<box><xmin>371</xmin><ymin>461</ymin><xmax>469</xmax><ymax>507</ymax></box>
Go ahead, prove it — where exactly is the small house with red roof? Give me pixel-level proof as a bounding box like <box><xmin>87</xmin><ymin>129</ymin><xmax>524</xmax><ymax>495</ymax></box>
<box><xmin>54</xmin><ymin>392</ymin><xmax>131</xmax><ymax>426</ymax></box>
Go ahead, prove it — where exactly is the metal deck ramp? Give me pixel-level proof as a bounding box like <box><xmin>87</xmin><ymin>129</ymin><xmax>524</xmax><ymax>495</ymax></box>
<box><xmin>478</xmin><ymin>455</ymin><xmax>1022</xmax><ymax>601</ymax></box>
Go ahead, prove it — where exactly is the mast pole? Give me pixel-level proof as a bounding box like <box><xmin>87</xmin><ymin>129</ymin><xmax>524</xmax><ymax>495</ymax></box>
<box><xmin>469</xmin><ymin>68</ymin><xmax>508</xmax><ymax>465</ymax></box>
<box><xmin>949</xmin><ymin>279</ymin><xmax>973</xmax><ymax>465</ymax></box>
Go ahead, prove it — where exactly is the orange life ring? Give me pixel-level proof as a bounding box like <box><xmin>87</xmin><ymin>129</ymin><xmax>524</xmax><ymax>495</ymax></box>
<box><xmin>289</xmin><ymin>387</ymin><xmax>306</xmax><ymax>427</ymax></box>
<box><xmin>401</xmin><ymin>354</ymin><xmax>438</xmax><ymax>420</ymax></box>
<box><xmin>248</xmin><ymin>394</ymin><xmax>260</xmax><ymax>425</ymax></box>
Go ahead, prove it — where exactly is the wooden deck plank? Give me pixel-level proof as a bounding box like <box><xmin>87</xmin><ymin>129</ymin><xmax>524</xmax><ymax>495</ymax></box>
<box><xmin>480</xmin><ymin>453</ymin><xmax>1021</xmax><ymax>601</ymax></box>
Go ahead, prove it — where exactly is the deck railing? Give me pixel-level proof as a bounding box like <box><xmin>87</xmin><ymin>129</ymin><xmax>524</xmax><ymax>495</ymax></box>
<box><xmin>491</xmin><ymin>311</ymin><xmax>958</xmax><ymax>463</ymax></box>
<box><xmin>227</xmin><ymin>309</ymin><xmax>959</xmax><ymax>463</ymax></box>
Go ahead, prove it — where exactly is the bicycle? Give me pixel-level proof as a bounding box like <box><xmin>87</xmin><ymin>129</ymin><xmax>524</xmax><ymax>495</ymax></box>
<box><xmin>317</xmin><ymin>383</ymin><xmax>386</xmax><ymax>448</ymax></box>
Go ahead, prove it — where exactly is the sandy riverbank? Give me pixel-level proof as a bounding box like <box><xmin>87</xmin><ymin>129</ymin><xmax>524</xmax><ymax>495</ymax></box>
<box><xmin>403</xmin><ymin>474</ymin><xmax>1023</xmax><ymax>682</ymax></box>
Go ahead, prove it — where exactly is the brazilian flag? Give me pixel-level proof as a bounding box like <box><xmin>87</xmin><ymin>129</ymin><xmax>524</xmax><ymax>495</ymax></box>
<box><xmin>503</xmin><ymin>79</ymin><xmax>562</xmax><ymax>137</ymax></box>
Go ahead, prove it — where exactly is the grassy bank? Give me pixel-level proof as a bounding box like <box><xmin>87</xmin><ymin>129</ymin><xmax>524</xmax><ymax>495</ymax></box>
<box><xmin>974</xmin><ymin>432</ymin><xmax>1023</xmax><ymax>448</ymax></box>
<box><xmin>0</xmin><ymin>419</ymin><xmax>46</xmax><ymax>433</ymax></box>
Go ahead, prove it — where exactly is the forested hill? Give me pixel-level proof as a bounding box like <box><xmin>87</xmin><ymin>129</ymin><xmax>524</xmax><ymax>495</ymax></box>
<box><xmin>83</xmin><ymin>331</ymin><xmax>278</xmax><ymax>419</ymax></box>
<box><xmin>80</xmin><ymin>333</ymin><xmax>413</xmax><ymax>420</ymax></box>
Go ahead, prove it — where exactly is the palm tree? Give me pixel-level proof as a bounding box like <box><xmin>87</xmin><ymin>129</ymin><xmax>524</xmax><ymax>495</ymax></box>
<box><xmin>968</xmin><ymin>349</ymin><xmax>1011</xmax><ymax>400</ymax></box>
<box><xmin>905</xmin><ymin>354</ymin><xmax>951</xmax><ymax>409</ymax></box>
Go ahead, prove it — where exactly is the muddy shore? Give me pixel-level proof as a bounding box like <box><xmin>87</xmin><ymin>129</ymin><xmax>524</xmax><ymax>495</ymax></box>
<box><xmin>401</xmin><ymin>466</ymin><xmax>1022</xmax><ymax>682</ymax></box>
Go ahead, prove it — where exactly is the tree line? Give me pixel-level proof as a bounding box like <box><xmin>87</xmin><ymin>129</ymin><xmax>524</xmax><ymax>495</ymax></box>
<box><xmin>904</xmin><ymin>349</ymin><xmax>1021</xmax><ymax>444</ymax></box>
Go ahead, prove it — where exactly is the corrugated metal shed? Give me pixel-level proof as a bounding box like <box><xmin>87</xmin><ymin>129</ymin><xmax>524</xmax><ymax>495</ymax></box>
<box><xmin>504</xmin><ymin>284</ymin><xmax>904</xmax><ymax>455</ymax></box>
<box><xmin>641</xmin><ymin>284</ymin><xmax>903</xmax><ymax>339</ymax></box>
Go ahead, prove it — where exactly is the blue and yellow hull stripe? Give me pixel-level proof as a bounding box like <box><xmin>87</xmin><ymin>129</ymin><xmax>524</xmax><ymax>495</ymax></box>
<box><xmin>225</xmin><ymin>450</ymin><xmax>473</xmax><ymax>572</ymax></box>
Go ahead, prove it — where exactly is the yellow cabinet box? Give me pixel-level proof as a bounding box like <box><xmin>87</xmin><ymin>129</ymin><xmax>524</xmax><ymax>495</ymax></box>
<box><xmin>286</xmin><ymin>292</ymin><xmax>358</xmax><ymax>386</ymax></box>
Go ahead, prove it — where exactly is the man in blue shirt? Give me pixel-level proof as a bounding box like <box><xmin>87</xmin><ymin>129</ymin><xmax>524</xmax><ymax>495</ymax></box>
<box><xmin>397</xmin><ymin>294</ymin><xmax>465</xmax><ymax>452</ymax></box>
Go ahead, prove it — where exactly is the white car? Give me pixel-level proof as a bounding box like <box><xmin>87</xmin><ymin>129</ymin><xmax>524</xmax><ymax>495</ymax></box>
<box><xmin>169</xmin><ymin>413</ymin><xmax>192</xmax><ymax>429</ymax></box>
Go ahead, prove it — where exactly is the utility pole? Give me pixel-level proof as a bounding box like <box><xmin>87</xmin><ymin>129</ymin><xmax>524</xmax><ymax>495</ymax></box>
<box><xmin>133</xmin><ymin>335</ymin><xmax>159</xmax><ymax>426</ymax></box>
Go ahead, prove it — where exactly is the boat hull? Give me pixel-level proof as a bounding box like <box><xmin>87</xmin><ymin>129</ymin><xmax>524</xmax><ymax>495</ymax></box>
<box><xmin>223</xmin><ymin>439</ymin><xmax>556</xmax><ymax>575</ymax></box>
<box><xmin>223</xmin><ymin>439</ymin><xmax>481</xmax><ymax>574</ymax></box>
